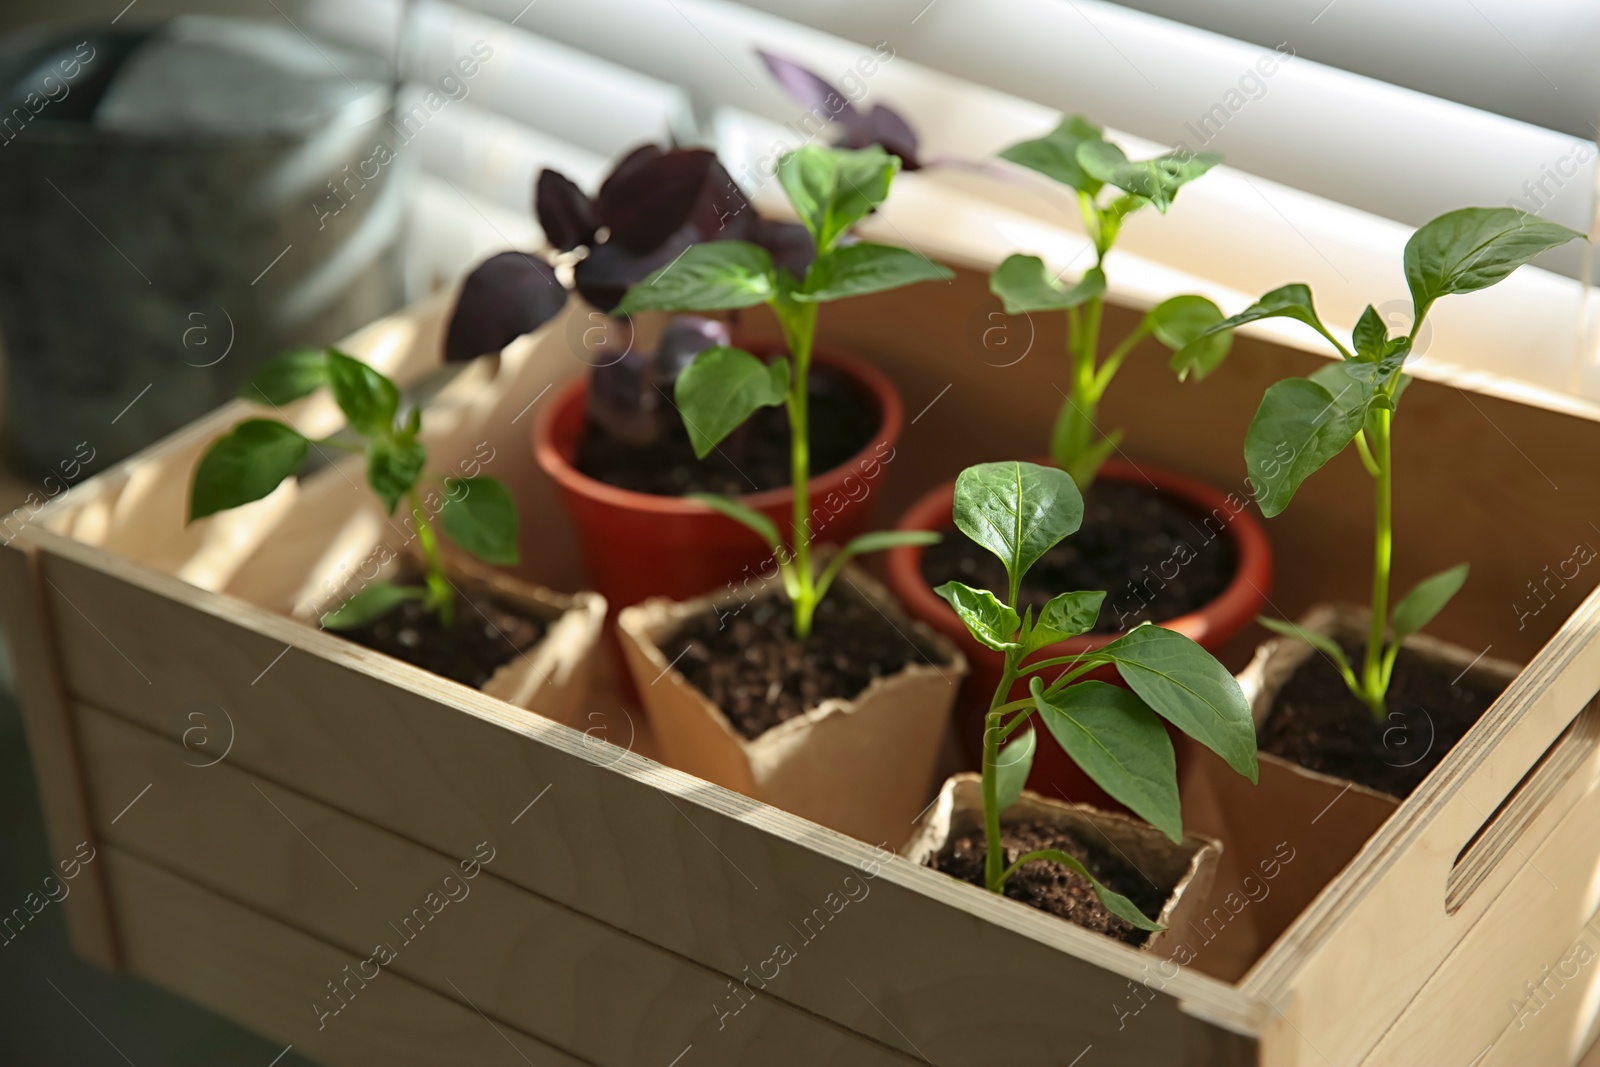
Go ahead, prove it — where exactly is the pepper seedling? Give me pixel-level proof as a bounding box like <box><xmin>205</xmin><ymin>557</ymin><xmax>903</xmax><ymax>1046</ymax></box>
<box><xmin>1202</xmin><ymin>207</ymin><xmax>1586</xmax><ymax>716</ymax></box>
<box><xmin>189</xmin><ymin>347</ymin><xmax>519</xmax><ymax>630</ymax></box>
<box><xmin>994</xmin><ymin>116</ymin><xmax>1230</xmax><ymax>488</ymax></box>
<box><xmin>935</xmin><ymin>461</ymin><xmax>1257</xmax><ymax>928</ymax></box>
<box><xmin>618</xmin><ymin>144</ymin><xmax>951</xmax><ymax>637</ymax></box>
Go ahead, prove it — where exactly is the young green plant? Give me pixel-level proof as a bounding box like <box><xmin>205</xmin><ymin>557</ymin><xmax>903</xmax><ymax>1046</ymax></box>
<box><xmin>1202</xmin><ymin>207</ymin><xmax>1585</xmax><ymax>716</ymax></box>
<box><xmin>618</xmin><ymin>144</ymin><xmax>952</xmax><ymax>637</ymax></box>
<box><xmin>993</xmin><ymin>116</ymin><xmax>1231</xmax><ymax>488</ymax></box>
<box><xmin>189</xmin><ymin>347</ymin><xmax>519</xmax><ymax>629</ymax></box>
<box><xmin>935</xmin><ymin>461</ymin><xmax>1257</xmax><ymax>928</ymax></box>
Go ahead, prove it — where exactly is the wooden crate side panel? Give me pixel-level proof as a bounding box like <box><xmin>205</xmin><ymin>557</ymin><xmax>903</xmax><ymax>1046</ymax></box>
<box><xmin>76</xmin><ymin>703</ymin><xmax>917</xmax><ymax>1067</ymax></box>
<box><xmin>106</xmin><ymin>848</ymin><xmax>595</xmax><ymax>1067</ymax></box>
<box><xmin>36</xmin><ymin>537</ymin><xmax>1261</xmax><ymax>1065</ymax></box>
<box><xmin>0</xmin><ymin>541</ymin><xmax>118</xmax><ymax>969</ymax></box>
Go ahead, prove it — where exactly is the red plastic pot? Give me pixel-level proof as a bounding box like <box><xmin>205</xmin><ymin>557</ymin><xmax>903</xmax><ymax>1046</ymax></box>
<box><xmin>884</xmin><ymin>457</ymin><xmax>1273</xmax><ymax>809</ymax></box>
<box><xmin>534</xmin><ymin>347</ymin><xmax>903</xmax><ymax>612</ymax></box>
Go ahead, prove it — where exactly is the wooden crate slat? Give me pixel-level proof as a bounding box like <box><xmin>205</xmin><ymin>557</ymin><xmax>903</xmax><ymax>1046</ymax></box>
<box><xmin>76</xmin><ymin>700</ymin><xmax>919</xmax><ymax>1067</ymax></box>
<box><xmin>105</xmin><ymin>848</ymin><xmax>596</xmax><ymax>1067</ymax></box>
<box><xmin>31</xmin><ymin>532</ymin><xmax>1262</xmax><ymax>1065</ymax></box>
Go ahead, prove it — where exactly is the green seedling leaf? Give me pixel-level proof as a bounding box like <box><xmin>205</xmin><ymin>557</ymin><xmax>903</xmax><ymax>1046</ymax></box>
<box><xmin>816</xmin><ymin>529</ymin><xmax>941</xmax><ymax>602</ymax></box>
<box><xmin>1005</xmin><ymin>848</ymin><xmax>1164</xmax><ymax>932</ymax></box>
<box><xmin>1031</xmin><ymin>678</ymin><xmax>1182</xmax><ymax>842</ymax></box>
<box><xmin>674</xmin><ymin>347</ymin><xmax>790</xmax><ymax>459</ymax></box>
<box><xmin>776</xmin><ymin>144</ymin><xmax>899</xmax><ymax>253</ymax></box>
<box><xmin>190</xmin><ymin>419</ymin><xmax>309</xmax><ymax>521</ymax></box>
<box><xmin>994</xmin><ymin>727</ymin><xmax>1036</xmax><ymax>813</ymax></box>
<box><xmin>1027</xmin><ymin>590</ymin><xmax>1105</xmax><ymax>651</ymax></box>
<box><xmin>1075</xmin><ymin>139</ymin><xmax>1220</xmax><ymax>213</ymax></box>
<box><xmin>618</xmin><ymin>241</ymin><xmax>777</xmax><ymax>314</ymax></box>
<box><xmin>365</xmin><ymin>435</ymin><xmax>426</xmax><ymax>514</ymax></box>
<box><xmin>1257</xmin><ymin>616</ymin><xmax>1355</xmax><ymax>681</ymax></box>
<box><xmin>1244</xmin><ymin>375</ymin><xmax>1367</xmax><ymax>518</ymax></box>
<box><xmin>935</xmin><ymin>580</ymin><xmax>1022</xmax><ymax>651</ymax></box>
<box><xmin>1404</xmin><ymin>207</ymin><xmax>1585</xmax><ymax>315</ymax></box>
<box><xmin>321</xmin><ymin>581</ymin><xmax>425</xmax><ymax>630</ymax></box>
<box><xmin>1097</xmin><ymin>625</ymin><xmax>1257</xmax><ymax>782</ymax></box>
<box><xmin>241</xmin><ymin>346</ymin><xmax>329</xmax><ymax>405</ymax></box>
<box><xmin>1392</xmin><ymin>563</ymin><xmax>1469</xmax><ymax>638</ymax></box>
<box><xmin>1351</xmin><ymin>305</ymin><xmax>1389</xmax><ymax>361</ymax></box>
<box><xmin>989</xmin><ymin>255</ymin><xmax>1106</xmax><ymax>314</ymax></box>
<box><xmin>1203</xmin><ymin>283</ymin><xmax>1346</xmax><ymax>354</ymax></box>
<box><xmin>326</xmin><ymin>349</ymin><xmax>399</xmax><ymax>436</ymax></box>
<box><xmin>1147</xmin><ymin>294</ymin><xmax>1230</xmax><ymax>381</ymax></box>
<box><xmin>952</xmin><ymin>461</ymin><xmax>1083</xmax><ymax>594</ymax></box>
<box><xmin>998</xmin><ymin>114</ymin><xmax>1105</xmax><ymax>194</ymax></box>
<box><xmin>689</xmin><ymin>493</ymin><xmax>783</xmax><ymax>553</ymax></box>
<box><xmin>440</xmin><ymin>476</ymin><xmax>519</xmax><ymax>565</ymax></box>
<box><xmin>796</xmin><ymin>242</ymin><xmax>953</xmax><ymax>303</ymax></box>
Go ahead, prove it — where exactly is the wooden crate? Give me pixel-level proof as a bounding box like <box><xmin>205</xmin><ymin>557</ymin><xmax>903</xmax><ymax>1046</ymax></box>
<box><xmin>8</xmin><ymin>263</ymin><xmax>1600</xmax><ymax>1066</ymax></box>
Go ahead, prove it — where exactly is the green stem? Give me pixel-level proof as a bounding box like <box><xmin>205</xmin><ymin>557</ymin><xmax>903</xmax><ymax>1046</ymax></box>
<box><xmin>983</xmin><ymin>650</ymin><xmax>1021</xmax><ymax>894</ymax></box>
<box><xmin>1054</xmin><ymin>293</ymin><xmax>1104</xmax><ymax>487</ymax></box>
<box><xmin>408</xmin><ymin>488</ymin><xmax>453</xmax><ymax>627</ymax></box>
<box><xmin>1360</xmin><ymin>408</ymin><xmax>1392</xmax><ymax>716</ymax></box>
<box><xmin>786</xmin><ymin>302</ymin><xmax>820</xmax><ymax>638</ymax></box>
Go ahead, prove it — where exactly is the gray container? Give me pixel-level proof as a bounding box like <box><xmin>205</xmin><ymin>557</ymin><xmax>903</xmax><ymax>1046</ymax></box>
<box><xmin>0</xmin><ymin>16</ymin><xmax>410</xmax><ymax>479</ymax></box>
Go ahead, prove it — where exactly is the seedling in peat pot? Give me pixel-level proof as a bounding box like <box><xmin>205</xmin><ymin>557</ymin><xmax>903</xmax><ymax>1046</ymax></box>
<box><xmin>618</xmin><ymin>144</ymin><xmax>953</xmax><ymax>637</ymax></box>
<box><xmin>994</xmin><ymin>116</ymin><xmax>1230</xmax><ymax>488</ymax></box>
<box><xmin>189</xmin><ymin>347</ymin><xmax>518</xmax><ymax>629</ymax></box>
<box><xmin>1202</xmin><ymin>207</ymin><xmax>1586</xmax><ymax>716</ymax></box>
<box><xmin>935</xmin><ymin>461</ymin><xmax>1257</xmax><ymax>927</ymax></box>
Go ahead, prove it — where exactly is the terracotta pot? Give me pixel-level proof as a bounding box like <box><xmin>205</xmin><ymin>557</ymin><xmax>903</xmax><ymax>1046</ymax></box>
<box><xmin>615</xmin><ymin>559</ymin><xmax>966</xmax><ymax>846</ymax></box>
<box><xmin>904</xmin><ymin>773</ymin><xmax>1220</xmax><ymax>956</ymax></box>
<box><xmin>534</xmin><ymin>346</ymin><xmax>903</xmax><ymax>612</ymax></box>
<box><xmin>884</xmin><ymin>457</ymin><xmax>1273</xmax><ymax>807</ymax></box>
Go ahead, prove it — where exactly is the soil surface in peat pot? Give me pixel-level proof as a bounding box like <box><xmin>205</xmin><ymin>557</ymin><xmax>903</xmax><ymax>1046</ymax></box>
<box><xmin>575</xmin><ymin>363</ymin><xmax>879</xmax><ymax>497</ymax></box>
<box><xmin>337</xmin><ymin>580</ymin><xmax>548</xmax><ymax>690</ymax></box>
<box><xmin>932</xmin><ymin>821</ymin><xmax>1174</xmax><ymax>946</ymax></box>
<box><xmin>920</xmin><ymin>480</ymin><xmax>1237</xmax><ymax>633</ymax></box>
<box><xmin>1259</xmin><ymin>638</ymin><xmax>1507</xmax><ymax>798</ymax></box>
<box><xmin>667</xmin><ymin>586</ymin><xmax>945</xmax><ymax>740</ymax></box>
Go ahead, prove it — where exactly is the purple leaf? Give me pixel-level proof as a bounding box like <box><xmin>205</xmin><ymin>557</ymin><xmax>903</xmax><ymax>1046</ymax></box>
<box><xmin>655</xmin><ymin>316</ymin><xmax>732</xmax><ymax>382</ymax></box>
<box><xmin>751</xmin><ymin>218</ymin><xmax>816</xmax><ymax>278</ymax></box>
<box><xmin>444</xmin><ymin>252</ymin><xmax>568</xmax><ymax>363</ymax></box>
<box><xmin>597</xmin><ymin>147</ymin><xmax>718</xmax><ymax>254</ymax></box>
<box><xmin>535</xmin><ymin>169</ymin><xmax>597</xmax><ymax>251</ymax></box>
<box><xmin>757</xmin><ymin>50</ymin><xmax>859</xmax><ymax>125</ymax></box>
<box><xmin>685</xmin><ymin>159</ymin><xmax>758</xmax><ymax>244</ymax></box>
<box><xmin>864</xmin><ymin>105</ymin><xmax>920</xmax><ymax>169</ymax></box>
<box><xmin>572</xmin><ymin>231</ymin><xmax>694</xmax><ymax>313</ymax></box>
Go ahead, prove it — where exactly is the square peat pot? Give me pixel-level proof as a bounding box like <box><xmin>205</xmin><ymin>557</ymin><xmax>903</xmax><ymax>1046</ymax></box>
<box><xmin>9</xmin><ymin>282</ymin><xmax>1600</xmax><ymax>1067</ymax></box>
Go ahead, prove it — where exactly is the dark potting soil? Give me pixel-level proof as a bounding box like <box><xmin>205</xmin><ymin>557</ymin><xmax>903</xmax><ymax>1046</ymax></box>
<box><xmin>336</xmin><ymin>581</ymin><xmax>548</xmax><ymax>691</ymax></box>
<box><xmin>920</xmin><ymin>480</ymin><xmax>1238</xmax><ymax>634</ymax></box>
<box><xmin>1258</xmin><ymin>638</ymin><xmax>1506</xmax><ymax>798</ymax></box>
<box><xmin>931</xmin><ymin>821</ymin><xmax>1172</xmax><ymax>946</ymax></box>
<box><xmin>666</xmin><ymin>585</ymin><xmax>946</xmax><ymax>740</ymax></box>
<box><xmin>574</xmin><ymin>363</ymin><xmax>879</xmax><ymax>497</ymax></box>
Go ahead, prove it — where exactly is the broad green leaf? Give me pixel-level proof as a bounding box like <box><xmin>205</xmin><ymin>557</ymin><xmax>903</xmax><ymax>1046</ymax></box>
<box><xmin>952</xmin><ymin>461</ymin><xmax>1083</xmax><ymax>593</ymax></box>
<box><xmin>321</xmin><ymin>581</ymin><xmax>425</xmax><ymax>631</ymax></box>
<box><xmin>190</xmin><ymin>419</ymin><xmax>308</xmax><ymax>521</ymax></box>
<box><xmin>775</xmin><ymin>144</ymin><xmax>899</xmax><ymax>253</ymax></box>
<box><xmin>1147</xmin><ymin>295</ymin><xmax>1230</xmax><ymax>381</ymax></box>
<box><xmin>1204</xmin><ymin>283</ymin><xmax>1345</xmax><ymax>353</ymax></box>
<box><xmin>440</xmin><ymin>476</ymin><xmax>520</xmax><ymax>565</ymax></box>
<box><xmin>365</xmin><ymin>435</ymin><xmax>427</xmax><ymax>514</ymax></box>
<box><xmin>1007</xmin><ymin>848</ymin><xmax>1164</xmax><ymax>932</ymax></box>
<box><xmin>994</xmin><ymin>727</ymin><xmax>1036</xmax><ymax>813</ymax></box>
<box><xmin>1392</xmin><ymin>563</ymin><xmax>1469</xmax><ymax>638</ymax></box>
<box><xmin>1257</xmin><ymin>616</ymin><xmax>1354</xmax><ymax>679</ymax></box>
<box><xmin>1032</xmin><ymin>678</ymin><xmax>1181</xmax><ymax>842</ymax></box>
<box><xmin>326</xmin><ymin>349</ymin><xmax>399</xmax><ymax>436</ymax></box>
<box><xmin>934</xmin><ymin>581</ymin><xmax>1022</xmax><ymax>651</ymax></box>
<box><xmin>1097</xmin><ymin>625</ymin><xmax>1257</xmax><ymax>782</ymax></box>
<box><xmin>674</xmin><ymin>347</ymin><xmax>790</xmax><ymax>459</ymax></box>
<box><xmin>1075</xmin><ymin>140</ymin><xmax>1220</xmax><ymax>213</ymax></box>
<box><xmin>689</xmin><ymin>493</ymin><xmax>782</xmax><ymax>553</ymax></box>
<box><xmin>618</xmin><ymin>241</ymin><xmax>777</xmax><ymax>314</ymax></box>
<box><xmin>796</xmin><ymin>242</ymin><xmax>953</xmax><ymax>303</ymax></box>
<box><xmin>241</xmin><ymin>347</ymin><xmax>328</xmax><ymax>405</ymax></box>
<box><xmin>1244</xmin><ymin>375</ymin><xmax>1365</xmax><ymax>518</ymax></box>
<box><xmin>998</xmin><ymin>114</ymin><xmax>1104</xmax><ymax>194</ymax></box>
<box><xmin>1404</xmin><ymin>207</ymin><xmax>1585</xmax><ymax>315</ymax></box>
<box><xmin>989</xmin><ymin>256</ymin><xmax>1106</xmax><ymax>314</ymax></box>
<box><xmin>1027</xmin><ymin>590</ymin><xmax>1105</xmax><ymax>650</ymax></box>
<box><xmin>1351</xmin><ymin>305</ymin><xmax>1389</xmax><ymax>362</ymax></box>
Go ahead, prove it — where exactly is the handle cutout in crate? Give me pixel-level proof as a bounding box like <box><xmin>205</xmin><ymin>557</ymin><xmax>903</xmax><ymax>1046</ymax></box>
<box><xmin>1448</xmin><ymin>698</ymin><xmax>1600</xmax><ymax>914</ymax></box>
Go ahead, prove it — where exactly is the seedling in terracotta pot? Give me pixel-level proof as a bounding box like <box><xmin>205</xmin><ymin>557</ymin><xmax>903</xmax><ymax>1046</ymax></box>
<box><xmin>191</xmin><ymin>347</ymin><xmax>518</xmax><ymax>631</ymax></box>
<box><xmin>618</xmin><ymin>143</ymin><xmax>952</xmax><ymax>636</ymax></box>
<box><xmin>931</xmin><ymin>461</ymin><xmax>1256</xmax><ymax>928</ymax></box>
<box><xmin>994</xmin><ymin>116</ymin><xmax>1230</xmax><ymax>488</ymax></box>
<box><xmin>1204</xmin><ymin>207</ymin><xmax>1586</xmax><ymax>718</ymax></box>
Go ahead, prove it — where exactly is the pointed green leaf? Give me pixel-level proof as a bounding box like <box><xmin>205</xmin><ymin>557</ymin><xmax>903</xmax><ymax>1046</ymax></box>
<box><xmin>1244</xmin><ymin>375</ymin><xmax>1365</xmax><ymax>518</ymax></box>
<box><xmin>240</xmin><ymin>346</ymin><xmax>329</xmax><ymax>405</ymax></box>
<box><xmin>989</xmin><ymin>256</ymin><xmax>1106</xmax><ymax>314</ymax></box>
<box><xmin>1028</xmin><ymin>590</ymin><xmax>1105</xmax><ymax>651</ymax></box>
<box><xmin>1075</xmin><ymin>140</ymin><xmax>1220</xmax><ymax>213</ymax></box>
<box><xmin>1257</xmin><ymin>616</ymin><xmax>1354</xmax><ymax>679</ymax></box>
<box><xmin>689</xmin><ymin>493</ymin><xmax>782</xmax><ymax>553</ymax></box>
<box><xmin>1392</xmin><ymin>563</ymin><xmax>1469</xmax><ymax>638</ymax></box>
<box><xmin>189</xmin><ymin>419</ymin><xmax>308</xmax><ymax>521</ymax></box>
<box><xmin>796</xmin><ymin>242</ymin><xmax>953</xmax><ymax>303</ymax></box>
<box><xmin>776</xmin><ymin>144</ymin><xmax>899</xmax><ymax>253</ymax></box>
<box><xmin>998</xmin><ymin>115</ymin><xmax>1105</xmax><ymax>194</ymax></box>
<box><xmin>994</xmin><ymin>726</ymin><xmax>1036</xmax><ymax>813</ymax></box>
<box><xmin>1097</xmin><ymin>625</ymin><xmax>1257</xmax><ymax>782</ymax></box>
<box><xmin>952</xmin><ymin>461</ymin><xmax>1083</xmax><ymax>592</ymax></box>
<box><xmin>618</xmin><ymin>241</ymin><xmax>777</xmax><ymax>314</ymax></box>
<box><xmin>326</xmin><ymin>349</ymin><xmax>399</xmax><ymax>436</ymax></box>
<box><xmin>322</xmin><ymin>581</ymin><xmax>425</xmax><ymax>630</ymax></box>
<box><xmin>1351</xmin><ymin>305</ymin><xmax>1389</xmax><ymax>361</ymax></box>
<box><xmin>439</xmin><ymin>476</ymin><xmax>519</xmax><ymax>565</ymax></box>
<box><xmin>1405</xmin><ymin>207</ymin><xmax>1585</xmax><ymax>315</ymax></box>
<box><xmin>365</xmin><ymin>435</ymin><xmax>427</xmax><ymax>515</ymax></box>
<box><xmin>935</xmin><ymin>581</ymin><xmax>1022</xmax><ymax>651</ymax></box>
<box><xmin>1007</xmin><ymin>848</ymin><xmax>1164</xmax><ymax>931</ymax></box>
<box><xmin>1147</xmin><ymin>295</ymin><xmax>1231</xmax><ymax>381</ymax></box>
<box><xmin>1032</xmin><ymin>678</ymin><xmax>1181</xmax><ymax>842</ymax></box>
<box><xmin>674</xmin><ymin>347</ymin><xmax>789</xmax><ymax>459</ymax></box>
<box><xmin>1203</xmin><ymin>283</ymin><xmax>1347</xmax><ymax>355</ymax></box>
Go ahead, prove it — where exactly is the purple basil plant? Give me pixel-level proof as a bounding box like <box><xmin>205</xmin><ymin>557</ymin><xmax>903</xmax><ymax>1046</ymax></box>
<box><xmin>757</xmin><ymin>51</ymin><xmax>921</xmax><ymax>169</ymax></box>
